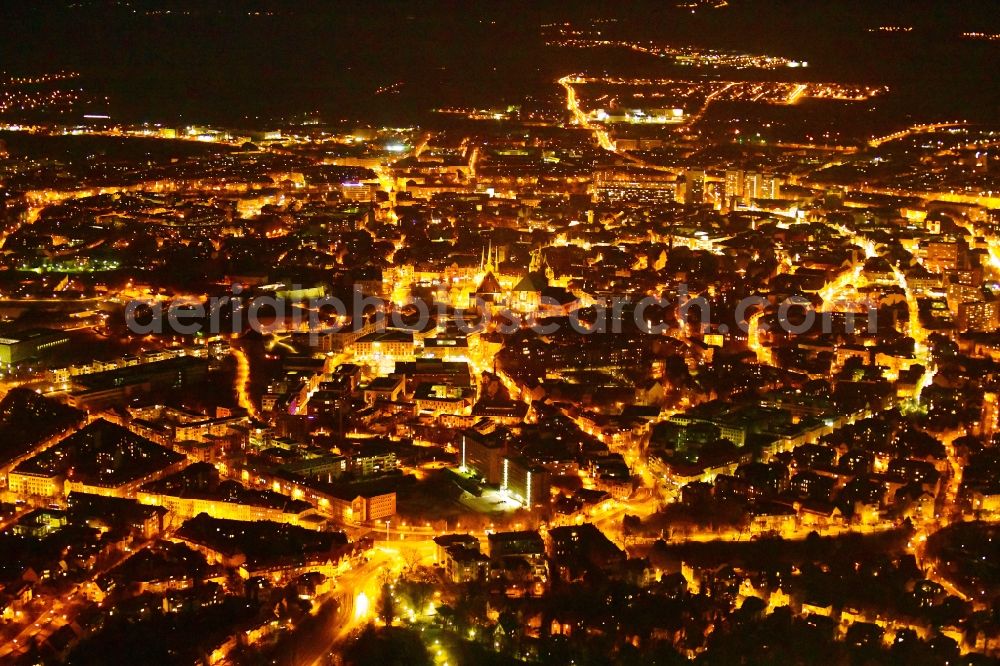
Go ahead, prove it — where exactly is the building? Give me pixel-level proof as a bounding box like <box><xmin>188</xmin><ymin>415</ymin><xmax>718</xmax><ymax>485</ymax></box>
<box><xmin>445</xmin><ymin>545</ymin><xmax>489</xmax><ymax>583</ymax></box>
<box><xmin>684</xmin><ymin>170</ymin><xmax>706</xmax><ymax>204</ymax></box>
<box><xmin>433</xmin><ymin>534</ymin><xmax>488</xmax><ymax>583</ymax></box>
<box><xmin>352</xmin><ymin>329</ymin><xmax>415</xmax><ymax>364</ymax></box>
<box><xmin>461</xmin><ymin>429</ymin><xmax>507</xmax><ymax>485</ymax></box>
<box><xmin>421</xmin><ymin>335</ymin><xmax>470</xmax><ymax>361</ymax></box>
<box><xmin>548</xmin><ymin>523</ymin><xmax>626</xmax><ymax>579</ymax></box>
<box><xmin>362</xmin><ymin>375</ymin><xmax>406</xmax><ymax>404</ymax></box>
<box><xmin>744</xmin><ymin>171</ymin><xmax>782</xmax><ymax>201</ymax></box>
<box><xmin>724</xmin><ymin>169</ymin><xmax>744</xmax><ymax>207</ymax></box>
<box><xmin>502</xmin><ymin>456</ymin><xmax>551</xmax><ymax>507</ymax></box>
<box><xmin>306</xmin><ymin>387</ymin><xmax>351</xmax><ymax>422</ymax></box>
<box><xmin>924</xmin><ymin>239</ymin><xmax>962</xmax><ymax>273</ymax></box>
<box><xmin>395</xmin><ymin>359</ymin><xmax>472</xmax><ymax>388</ymax></box>
<box><xmin>723</xmin><ymin>168</ymin><xmax>783</xmax><ymax>207</ymax></box>
<box><xmin>174</xmin><ymin>513</ymin><xmax>349</xmax><ymax>579</ymax></box>
<box><xmin>487</xmin><ymin>530</ymin><xmax>548</xmax><ymax>594</ymax></box>
<box><xmin>7</xmin><ymin>469</ymin><xmax>63</xmax><ymax>498</ymax></box>
<box><xmin>958</xmin><ymin>299</ymin><xmax>1000</xmax><ymax>331</ymax></box>
<box><xmin>338</xmin><ymin>182</ymin><xmax>378</xmax><ymax>202</ymax></box>
<box><xmin>125</xmin><ymin>404</ymin><xmax>248</xmax><ymax>458</ymax></box>
<box><xmin>68</xmin><ymin>357</ymin><xmax>209</xmax><ymax>410</ymax></box>
<box><xmin>981</xmin><ymin>392</ymin><xmax>999</xmax><ymax>439</ymax></box>
<box><xmin>9</xmin><ymin>419</ymin><xmax>186</xmax><ymax>500</ymax></box>
<box><xmin>67</xmin><ymin>492</ymin><xmax>166</xmax><ymax>539</ymax></box>
<box><xmin>341</xmin><ymin>489</ymin><xmax>396</xmax><ymax>523</ymax></box>
<box><xmin>0</xmin><ymin>328</ymin><xmax>69</xmax><ymax>365</ymax></box>
<box><xmin>487</xmin><ymin>530</ymin><xmax>546</xmax><ymax>563</ymax></box>
<box><xmin>433</xmin><ymin>533</ymin><xmax>479</xmax><ymax>562</ymax></box>
<box><xmin>593</xmin><ymin>168</ymin><xmax>678</xmax><ymax>205</ymax></box>
<box><xmin>597</xmin><ymin>107</ymin><xmax>684</xmax><ymax>124</ymax></box>
<box><xmin>413</xmin><ymin>383</ymin><xmax>475</xmax><ymax>415</ymax></box>
<box><xmin>279</xmin><ymin>455</ymin><xmax>347</xmax><ymax>479</ymax></box>
<box><xmin>348</xmin><ymin>440</ymin><xmax>398</xmax><ymax>477</ymax></box>
<box><xmin>136</xmin><ymin>463</ymin><xmax>316</xmax><ymax>526</ymax></box>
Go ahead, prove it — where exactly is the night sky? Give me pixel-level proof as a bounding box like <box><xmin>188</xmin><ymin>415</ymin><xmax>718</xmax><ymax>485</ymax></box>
<box><xmin>2</xmin><ymin>0</ymin><xmax>998</xmax><ymax>126</ymax></box>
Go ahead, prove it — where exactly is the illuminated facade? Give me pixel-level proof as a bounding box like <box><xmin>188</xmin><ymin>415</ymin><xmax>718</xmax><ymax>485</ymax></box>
<box><xmin>7</xmin><ymin>469</ymin><xmax>63</xmax><ymax>498</ymax></box>
<box><xmin>461</xmin><ymin>431</ymin><xmax>506</xmax><ymax>485</ymax></box>
<box><xmin>0</xmin><ymin>328</ymin><xmax>69</xmax><ymax>365</ymax></box>
<box><xmin>502</xmin><ymin>456</ymin><xmax>550</xmax><ymax>507</ymax></box>
<box><xmin>982</xmin><ymin>392</ymin><xmax>999</xmax><ymax>439</ymax></box>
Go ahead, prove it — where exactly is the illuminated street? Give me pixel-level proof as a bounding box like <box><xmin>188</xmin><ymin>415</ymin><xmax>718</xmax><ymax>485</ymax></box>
<box><xmin>0</xmin><ymin>3</ymin><xmax>997</xmax><ymax>665</ymax></box>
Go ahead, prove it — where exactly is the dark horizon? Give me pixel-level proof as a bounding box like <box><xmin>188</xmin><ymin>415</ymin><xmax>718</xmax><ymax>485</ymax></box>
<box><xmin>2</xmin><ymin>0</ymin><xmax>998</xmax><ymax>126</ymax></box>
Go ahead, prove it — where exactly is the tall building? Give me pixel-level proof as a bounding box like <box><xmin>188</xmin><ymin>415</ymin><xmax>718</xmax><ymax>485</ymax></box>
<box><xmin>744</xmin><ymin>171</ymin><xmax>782</xmax><ymax>202</ymax></box>
<box><xmin>981</xmin><ymin>391</ymin><xmax>999</xmax><ymax>440</ymax></box>
<box><xmin>338</xmin><ymin>182</ymin><xmax>377</xmax><ymax>202</ymax></box>
<box><xmin>594</xmin><ymin>168</ymin><xmax>678</xmax><ymax>205</ymax></box>
<box><xmin>684</xmin><ymin>170</ymin><xmax>706</xmax><ymax>204</ymax></box>
<box><xmin>461</xmin><ymin>429</ymin><xmax>507</xmax><ymax>485</ymax></box>
<box><xmin>924</xmin><ymin>239</ymin><xmax>963</xmax><ymax>273</ymax></box>
<box><xmin>958</xmin><ymin>299</ymin><xmax>1000</xmax><ymax>331</ymax></box>
<box><xmin>724</xmin><ymin>169</ymin><xmax>744</xmax><ymax>207</ymax></box>
<box><xmin>704</xmin><ymin>179</ymin><xmax>725</xmax><ymax>206</ymax></box>
<box><xmin>947</xmin><ymin>281</ymin><xmax>982</xmax><ymax>311</ymax></box>
<box><xmin>502</xmin><ymin>456</ymin><xmax>550</xmax><ymax>507</ymax></box>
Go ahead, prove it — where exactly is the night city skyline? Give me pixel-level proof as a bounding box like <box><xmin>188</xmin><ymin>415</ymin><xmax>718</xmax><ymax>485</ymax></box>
<box><xmin>0</xmin><ymin>1</ymin><xmax>999</xmax><ymax>665</ymax></box>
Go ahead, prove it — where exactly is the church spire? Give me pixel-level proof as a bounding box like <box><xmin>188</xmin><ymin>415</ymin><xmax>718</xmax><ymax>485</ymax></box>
<box><xmin>485</xmin><ymin>241</ymin><xmax>496</xmax><ymax>273</ymax></box>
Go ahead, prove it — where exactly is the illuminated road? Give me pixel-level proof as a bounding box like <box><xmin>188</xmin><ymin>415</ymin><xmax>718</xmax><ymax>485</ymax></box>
<box><xmin>371</xmin><ymin>163</ymin><xmax>397</xmax><ymax>199</ymax></box>
<box><xmin>868</xmin><ymin>121</ymin><xmax>969</xmax><ymax>148</ymax></box>
<box><xmin>0</xmin><ymin>540</ymin><xmax>155</xmax><ymax>661</ymax></box>
<box><xmin>558</xmin><ymin>75</ymin><xmax>666</xmax><ymax>170</ymax></box>
<box><xmin>786</xmin><ymin>83</ymin><xmax>808</xmax><ymax>104</ymax></box>
<box><xmin>746</xmin><ymin>309</ymin><xmax>773</xmax><ymax>366</ymax></box>
<box><xmin>890</xmin><ymin>264</ymin><xmax>934</xmax><ymax>400</ymax></box>
<box><xmin>468</xmin><ymin>145</ymin><xmax>480</xmax><ymax>180</ymax></box>
<box><xmin>559</xmin><ymin>75</ymin><xmax>616</xmax><ymax>152</ymax></box>
<box><xmin>412</xmin><ymin>133</ymin><xmax>431</xmax><ymax>158</ymax></box>
<box><xmin>682</xmin><ymin>81</ymin><xmax>737</xmax><ymax>128</ymax></box>
<box><xmin>231</xmin><ymin>344</ymin><xmax>260</xmax><ymax>420</ymax></box>
<box><xmin>310</xmin><ymin>541</ymin><xmax>436</xmax><ymax>665</ymax></box>
<box><xmin>956</xmin><ymin>218</ymin><xmax>1000</xmax><ymax>281</ymax></box>
<box><xmin>818</xmin><ymin>263</ymin><xmax>864</xmax><ymax>313</ymax></box>
<box><xmin>985</xmin><ymin>237</ymin><xmax>1000</xmax><ymax>276</ymax></box>
<box><xmin>0</xmin><ymin>596</ymin><xmax>83</xmax><ymax>661</ymax></box>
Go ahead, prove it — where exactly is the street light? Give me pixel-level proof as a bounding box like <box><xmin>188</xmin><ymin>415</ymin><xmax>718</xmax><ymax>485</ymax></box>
<box><xmin>385</xmin><ymin>519</ymin><xmax>391</xmax><ymax>540</ymax></box>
